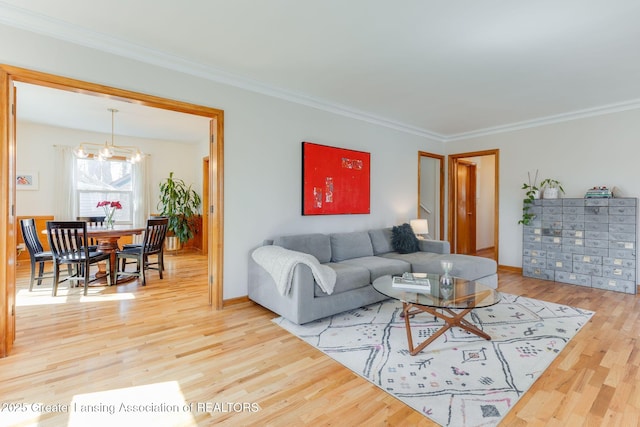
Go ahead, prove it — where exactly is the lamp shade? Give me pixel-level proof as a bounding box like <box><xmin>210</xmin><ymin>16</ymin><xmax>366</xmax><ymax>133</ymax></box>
<box><xmin>410</xmin><ymin>219</ymin><xmax>429</xmax><ymax>235</ymax></box>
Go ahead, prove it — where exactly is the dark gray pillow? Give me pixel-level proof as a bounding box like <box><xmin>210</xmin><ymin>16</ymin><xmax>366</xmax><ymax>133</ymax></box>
<box><xmin>391</xmin><ymin>223</ymin><xmax>420</xmax><ymax>254</ymax></box>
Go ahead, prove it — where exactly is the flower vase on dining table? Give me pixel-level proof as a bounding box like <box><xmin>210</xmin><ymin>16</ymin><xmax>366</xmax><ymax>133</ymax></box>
<box><xmin>97</xmin><ymin>200</ymin><xmax>122</xmax><ymax>229</ymax></box>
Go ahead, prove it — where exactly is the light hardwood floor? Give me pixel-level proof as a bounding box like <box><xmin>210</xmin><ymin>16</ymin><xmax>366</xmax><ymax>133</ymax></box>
<box><xmin>2</xmin><ymin>255</ymin><xmax>640</xmax><ymax>426</ymax></box>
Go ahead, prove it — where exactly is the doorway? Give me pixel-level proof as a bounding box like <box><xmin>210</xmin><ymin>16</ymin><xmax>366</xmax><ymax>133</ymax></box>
<box><xmin>0</xmin><ymin>65</ymin><xmax>225</xmax><ymax>357</ymax></box>
<box><xmin>418</xmin><ymin>152</ymin><xmax>444</xmax><ymax>240</ymax></box>
<box><xmin>448</xmin><ymin>149</ymin><xmax>499</xmax><ymax>262</ymax></box>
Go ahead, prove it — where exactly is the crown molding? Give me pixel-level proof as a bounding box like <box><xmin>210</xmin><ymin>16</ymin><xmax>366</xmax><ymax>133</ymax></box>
<box><xmin>0</xmin><ymin>3</ymin><xmax>444</xmax><ymax>141</ymax></box>
<box><xmin>444</xmin><ymin>98</ymin><xmax>640</xmax><ymax>142</ymax></box>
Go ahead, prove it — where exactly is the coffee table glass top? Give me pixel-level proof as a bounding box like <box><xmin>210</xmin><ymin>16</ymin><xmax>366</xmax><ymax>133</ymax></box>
<box><xmin>373</xmin><ymin>274</ymin><xmax>500</xmax><ymax>310</ymax></box>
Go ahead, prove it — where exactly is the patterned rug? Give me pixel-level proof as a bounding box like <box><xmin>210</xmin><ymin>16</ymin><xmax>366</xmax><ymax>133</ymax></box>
<box><xmin>274</xmin><ymin>293</ymin><xmax>594</xmax><ymax>426</ymax></box>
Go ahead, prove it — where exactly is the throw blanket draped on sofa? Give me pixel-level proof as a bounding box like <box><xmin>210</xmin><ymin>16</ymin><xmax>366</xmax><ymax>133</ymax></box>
<box><xmin>251</xmin><ymin>245</ymin><xmax>336</xmax><ymax>296</ymax></box>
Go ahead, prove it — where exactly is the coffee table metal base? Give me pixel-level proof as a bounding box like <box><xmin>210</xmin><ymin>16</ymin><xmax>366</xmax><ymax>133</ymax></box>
<box><xmin>402</xmin><ymin>302</ymin><xmax>491</xmax><ymax>356</ymax></box>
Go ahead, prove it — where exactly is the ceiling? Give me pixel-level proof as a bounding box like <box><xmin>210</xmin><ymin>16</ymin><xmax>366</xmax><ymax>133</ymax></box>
<box><xmin>2</xmin><ymin>0</ymin><xmax>640</xmax><ymax>141</ymax></box>
<box><xmin>14</xmin><ymin>82</ymin><xmax>210</xmax><ymax>143</ymax></box>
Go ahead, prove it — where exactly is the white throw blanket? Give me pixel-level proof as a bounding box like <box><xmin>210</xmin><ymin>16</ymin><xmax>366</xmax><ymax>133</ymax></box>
<box><xmin>251</xmin><ymin>245</ymin><xmax>336</xmax><ymax>296</ymax></box>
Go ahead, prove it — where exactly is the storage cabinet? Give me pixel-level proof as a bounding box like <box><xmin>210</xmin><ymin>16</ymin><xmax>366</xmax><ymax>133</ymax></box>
<box><xmin>522</xmin><ymin>198</ymin><xmax>637</xmax><ymax>294</ymax></box>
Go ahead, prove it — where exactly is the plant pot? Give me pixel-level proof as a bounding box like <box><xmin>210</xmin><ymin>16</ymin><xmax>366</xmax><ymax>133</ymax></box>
<box><xmin>543</xmin><ymin>188</ymin><xmax>559</xmax><ymax>199</ymax></box>
<box><xmin>164</xmin><ymin>235</ymin><xmax>182</xmax><ymax>252</ymax></box>
<box><xmin>532</xmin><ymin>190</ymin><xmax>540</xmax><ymax>199</ymax></box>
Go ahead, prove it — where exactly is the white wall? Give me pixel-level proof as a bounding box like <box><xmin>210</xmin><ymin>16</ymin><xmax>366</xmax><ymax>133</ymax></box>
<box><xmin>446</xmin><ymin>109</ymin><xmax>640</xmax><ymax>268</ymax></box>
<box><xmin>1</xmin><ymin>24</ymin><xmax>444</xmax><ymax>299</ymax></box>
<box><xmin>15</xmin><ymin>122</ymin><xmax>205</xmax><ymax>217</ymax></box>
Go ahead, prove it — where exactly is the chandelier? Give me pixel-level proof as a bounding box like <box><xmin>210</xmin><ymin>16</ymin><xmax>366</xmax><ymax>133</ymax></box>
<box><xmin>74</xmin><ymin>108</ymin><xmax>144</xmax><ymax>163</ymax></box>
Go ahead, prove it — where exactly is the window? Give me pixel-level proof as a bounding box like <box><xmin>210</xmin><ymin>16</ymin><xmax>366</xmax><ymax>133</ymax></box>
<box><xmin>76</xmin><ymin>157</ymin><xmax>133</xmax><ymax>223</ymax></box>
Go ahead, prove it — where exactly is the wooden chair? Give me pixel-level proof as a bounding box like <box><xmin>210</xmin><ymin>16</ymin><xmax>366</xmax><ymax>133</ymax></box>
<box><xmin>19</xmin><ymin>218</ymin><xmax>54</xmax><ymax>291</ymax></box>
<box><xmin>116</xmin><ymin>218</ymin><xmax>168</xmax><ymax>286</ymax></box>
<box><xmin>76</xmin><ymin>216</ymin><xmax>106</xmax><ymax>252</ymax></box>
<box><xmin>46</xmin><ymin>221</ymin><xmax>112</xmax><ymax>296</ymax></box>
<box><xmin>120</xmin><ymin>217</ymin><xmax>166</xmax><ymax>272</ymax></box>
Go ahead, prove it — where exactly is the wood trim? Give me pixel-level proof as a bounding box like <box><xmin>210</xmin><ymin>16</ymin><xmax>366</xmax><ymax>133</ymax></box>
<box><xmin>223</xmin><ymin>295</ymin><xmax>250</xmax><ymax>307</ymax></box>
<box><xmin>0</xmin><ymin>64</ymin><xmax>225</xmax><ymax>356</ymax></box>
<box><xmin>201</xmin><ymin>157</ymin><xmax>209</xmax><ymax>256</ymax></box>
<box><xmin>417</xmin><ymin>151</ymin><xmax>445</xmax><ymax>240</ymax></box>
<box><xmin>448</xmin><ymin>149</ymin><xmax>499</xmax><ymax>263</ymax></box>
<box><xmin>209</xmin><ymin>117</ymin><xmax>224</xmax><ymax>310</ymax></box>
<box><xmin>0</xmin><ymin>68</ymin><xmax>14</xmax><ymax>357</ymax></box>
<box><xmin>498</xmin><ymin>265</ymin><xmax>522</xmax><ymax>274</ymax></box>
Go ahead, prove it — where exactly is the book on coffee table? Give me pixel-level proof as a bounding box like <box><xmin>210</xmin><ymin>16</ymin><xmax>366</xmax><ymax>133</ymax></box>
<box><xmin>392</xmin><ymin>275</ymin><xmax>431</xmax><ymax>293</ymax></box>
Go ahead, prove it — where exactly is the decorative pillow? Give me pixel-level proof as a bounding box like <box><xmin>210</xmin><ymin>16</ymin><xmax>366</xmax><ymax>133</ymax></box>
<box><xmin>391</xmin><ymin>223</ymin><xmax>420</xmax><ymax>254</ymax></box>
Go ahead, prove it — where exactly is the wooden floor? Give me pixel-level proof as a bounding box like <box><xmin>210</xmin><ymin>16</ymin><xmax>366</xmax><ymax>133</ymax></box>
<box><xmin>2</xmin><ymin>255</ymin><xmax>640</xmax><ymax>426</ymax></box>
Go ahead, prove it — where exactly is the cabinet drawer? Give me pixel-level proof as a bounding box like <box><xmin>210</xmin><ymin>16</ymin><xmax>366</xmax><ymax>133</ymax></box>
<box><xmin>585</xmin><ymin>199</ymin><xmax>609</xmax><ymax>207</ymax></box>
<box><xmin>592</xmin><ymin>277</ymin><xmax>636</xmax><ymax>294</ymax></box>
<box><xmin>609</xmin><ymin>198</ymin><xmax>637</xmax><ymax>207</ymax></box>
<box><xmin>523</xmin><ymin>266</ymin><xmax>554</xmax><ymax>281</ymax></box>
<box><xmin>555</xmin><ymin>271</ymin><xmax>591</xmax><ymax>287</ymax></box>
<box><xmin>609</xmin><ymin>240</ymin><xmax>635</xmax><ymax>250</ymax></box>
<box><xmin>573</xmin><ymin>254</ymin><xmax>602</xmax><ymax>265</ymax></box>
<box><xmin>609</xmin><ymin>206</ymin><xmax>636</xmax><ymax>215</ymax></box>
<box><xmin>572</xmin><ymin>262</ymin><xmax>603</xmax><ymax>276</ymax></box>
<box><xmin>563</xmin><ymin>199</ymin><xmax>585</xmax><ymax>207</ymax></box>
<box><xmin>603</xmin><ymin>257</ymin><xmax>635</xmax><ymax>269</ymax></box>
<box><xmin>523</xmin><ymin>248</ymin><xmax>546</xmax><ymax>257</ymax></box>
<box><xmin>602</xmin><ymin>265</ymin><xmax>635</xmax><ymax>281</ymax></box>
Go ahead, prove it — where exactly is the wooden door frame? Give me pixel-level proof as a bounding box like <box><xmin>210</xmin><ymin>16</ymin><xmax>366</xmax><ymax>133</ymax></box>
<box><xmin>455</xmin><ymin>159</ymin><xmax>477</xmax><ymax>254</ymax></box>
<box><xmin>447</xmin><ymin>149</ymin><xmax>499</xmax><ymax>261</ymax></box>
<box><xmin>417</xmin><ymin>151</ymin><xmax>445</xmax><ymax>240</ymax></box>
<box><xmin>0</xmin><ymin>65</ymin><xmax>225</xmax><ymax>357</ymax></box>
<box><xmin>202</xmin><ymin>157</ymin><xmax>209</xmax><ymax>256</ymax></box>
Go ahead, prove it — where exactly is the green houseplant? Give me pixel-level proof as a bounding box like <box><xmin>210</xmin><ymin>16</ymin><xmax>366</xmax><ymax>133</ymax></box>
<box><xmin>157</xmin><ymin>172</ymin><xmax>202</xmax><ymax>248</ymax></box>
<box><xmin>540</xmin><ymin>178</ymin><xmax>565</xmax><ymax>199</ymax></box>
<box><xmin>518</xmin><ymin>171</ymin><xmax>539</xmax><ymax>225</ymax></box>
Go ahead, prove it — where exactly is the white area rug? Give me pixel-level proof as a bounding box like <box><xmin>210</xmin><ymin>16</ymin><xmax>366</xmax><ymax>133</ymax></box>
<box><xmin>274</xmin><ymin>293</ymin><xmax>594</xmax><ymax>426</ymax></box>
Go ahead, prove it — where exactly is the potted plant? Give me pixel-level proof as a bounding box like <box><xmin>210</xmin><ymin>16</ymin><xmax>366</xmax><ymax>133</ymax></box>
<box><xmin>540</xmin><ymin>178</ymin><xmax>565</xmax><ymax>199</ymax></box>
<box><xmin>518</xmin><ymin>171</ymin><xmax>539</xmax><ymax>225</ymax></box>
<box><xmin>157</xmin><ymin>172</ymin><xmax>202</xmax><ymax>250</ymax></box>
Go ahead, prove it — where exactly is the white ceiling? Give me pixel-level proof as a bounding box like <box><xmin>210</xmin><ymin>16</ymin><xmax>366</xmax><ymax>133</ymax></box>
<box><xmin>14</xmin><ymin>82</ymin><xmax>210</xmax><ymax>143</ymax></box>
<box><xmin>2</xmin><ymin>0</ymin><xmax>640</xmax><ymax>141</ymax></box>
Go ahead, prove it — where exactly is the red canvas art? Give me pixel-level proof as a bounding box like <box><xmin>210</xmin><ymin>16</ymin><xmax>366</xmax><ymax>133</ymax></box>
<box><xmin>302</xmin><ymin>142</ymin><xmax>370</xmax><ymax>215</ymax></box>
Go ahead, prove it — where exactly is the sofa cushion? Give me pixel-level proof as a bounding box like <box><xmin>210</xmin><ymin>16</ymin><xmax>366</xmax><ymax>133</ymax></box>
<box><xmin>315</xmin><ymin>262</ymin><xmax>371</xmax><ymax>296</ymax></box>
<box><xmin>273</xmin><ymin>233</ymin><xmax>331</xmax><ymax>263</ymax></box>
<box><xmin>330</xmin><ymin>231</ymin><xmax>374</xmax><ymax>262</ymax></box>
<box><xmin>339</xmin><ymin>256</ymin><xmax>411</xmax><ymax>282</ymax></box>
<box><xmin>368</xmin><ymin>228</ymin><xmax>394</xmax><ymax>255</ymax></box>
<box><xmin>391</xmin><ymin>223</ymin><xmax>420</xmax><ymax>253</ymax></box>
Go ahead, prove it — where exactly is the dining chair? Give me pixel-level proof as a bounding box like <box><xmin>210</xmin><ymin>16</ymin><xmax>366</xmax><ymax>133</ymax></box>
<box><xmin>120</xmin><ymin>217</ymin><xmax>167</xmax><ymax>272</ymax></box>
<box><xmin>19</xmin><ymin>218</ymin><xmax>54</xmax><ymax>291</ymax></box>
<box><xmin>46</xmin><ymin>221</ymin><xmax>112</xmax><ymax>296</ymax></box>
<box><xmin>116</xmin><ymin>218</ymin><xmax>169</xmax><ymax>286</ymax></box>
<box><xmin>76</xmin><ymin>216</ymin><xmax>106</xmax><ymax>252</ymax></box>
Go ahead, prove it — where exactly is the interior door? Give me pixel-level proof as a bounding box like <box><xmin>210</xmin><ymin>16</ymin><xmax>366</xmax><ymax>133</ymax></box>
<box><xmin>447</xmin><ymin>149</ymin><xmax>499</xmax><ymax>261</ymax></box>
<box><xmin>455</xmin><ymin>160</ymin><xmax>476</xmax><ymax>255</ymax></box>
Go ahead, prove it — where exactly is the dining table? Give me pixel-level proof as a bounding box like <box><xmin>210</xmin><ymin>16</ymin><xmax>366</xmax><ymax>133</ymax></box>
<box><xmin>86</xmin><ymin>225</ymin><xmax>146</xmax><ymax>281</ymax></box>
<box><xmin>43</xmin><ymin>224</ymin><xmax>146</xmax><ymax>283</ymax></box>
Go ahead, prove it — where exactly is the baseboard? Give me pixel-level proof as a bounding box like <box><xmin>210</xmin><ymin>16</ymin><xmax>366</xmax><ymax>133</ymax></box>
<box><xmin>223</xmin><ymin>295</ymin><xmax>250</xmax><ymax>307</ymax></box>
<box><xmin>498</xmin><ymin>265</ymin><xmax>522</xmax><ymax>274</ymax></box>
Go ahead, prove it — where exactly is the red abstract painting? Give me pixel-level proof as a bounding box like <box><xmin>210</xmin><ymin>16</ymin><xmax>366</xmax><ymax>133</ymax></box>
<box><xmin>302</xmin><ymin>142</ymin><xmax>370</xmax><ymax>215</ymax></box>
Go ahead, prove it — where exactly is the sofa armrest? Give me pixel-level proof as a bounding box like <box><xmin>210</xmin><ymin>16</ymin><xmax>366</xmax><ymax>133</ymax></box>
<box><xmin>248</xmin><ymin>253</ymin><xmax>316</xmax><ymax>324</ymax></box>
<box><xmin>418</xmin><ymin>239</ymin><xmax>450</xmax><ymax>254</ymax></box>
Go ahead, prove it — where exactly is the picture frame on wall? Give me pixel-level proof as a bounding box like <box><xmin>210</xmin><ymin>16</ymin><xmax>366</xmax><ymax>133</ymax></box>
<box><xmin>302</xmin><ymin>142</ymin><xmax>370</xmax><ymax>215</ymax></box>
<box><xmin>16</xmin><ymin>171</ymin><xmax>39</xmax><ymax>190</ymax></box>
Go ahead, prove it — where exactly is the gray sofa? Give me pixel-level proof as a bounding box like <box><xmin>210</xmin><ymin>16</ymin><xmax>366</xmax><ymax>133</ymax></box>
<box><xmin>248</xmin><ymin>227</ymin><xmax>497</xmax><ymax>324</ymax></box>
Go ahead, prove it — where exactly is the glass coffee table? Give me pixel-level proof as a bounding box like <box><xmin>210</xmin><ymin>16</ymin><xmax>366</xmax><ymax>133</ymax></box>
<box><xmin>373</xmin><ymin>274</ymin><xmax>501</xmax><ymax>355</ymax></box>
